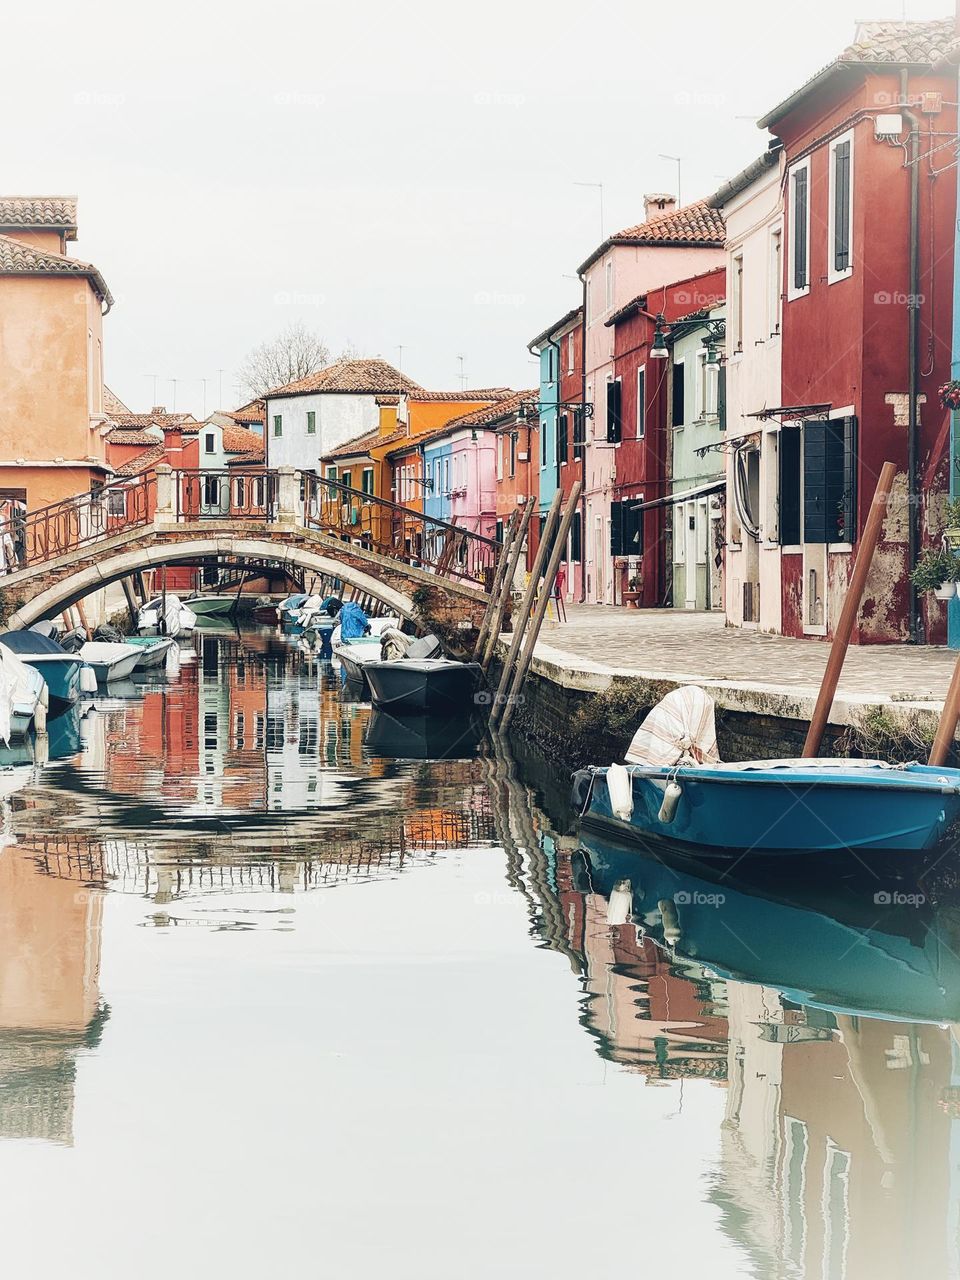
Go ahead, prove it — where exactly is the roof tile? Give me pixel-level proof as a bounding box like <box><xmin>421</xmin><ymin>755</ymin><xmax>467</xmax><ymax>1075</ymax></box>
<box><xmin>269</xmin><ymin>358</ymin><xmax>425</xmax><ymax>398</ymax></box>
<box><xmin>0</xmin><ymin>232</ymin><xmax>113</xmax><ymax>305</ymax></box>
<box><xmin>0</xmin><ymin>197</ymin><xmax>78</xmax><ymax>231</ymax></box>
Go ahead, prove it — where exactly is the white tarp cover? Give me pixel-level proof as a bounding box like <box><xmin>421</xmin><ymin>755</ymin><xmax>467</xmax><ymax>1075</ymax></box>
<box><xmin>0</xmin><ymin>644</ymin><xmax>39</xmax><ymax>745</ymax></box>
<box><xmin>625</xmin><ymin>685</ymin><xmax>721</xmax><ymax>768</ymax></box>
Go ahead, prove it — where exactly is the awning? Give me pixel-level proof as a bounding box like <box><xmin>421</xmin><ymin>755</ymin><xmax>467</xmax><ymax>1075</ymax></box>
<box><xmin>631</xmin><ymin>479</ymin><xmax>725</xmax><ymax>512</ymax></box>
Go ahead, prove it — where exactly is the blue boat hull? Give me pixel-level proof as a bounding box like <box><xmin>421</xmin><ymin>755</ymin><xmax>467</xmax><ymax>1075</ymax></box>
<box><xmin>576</xmin><ymin>762</ymin><xmax>960</xmax><ymax>855</ymax></box>
<box><xmin>21</xmin><ymin>658</ymin><xmax>82</xmax><ymax>717</ymax></box>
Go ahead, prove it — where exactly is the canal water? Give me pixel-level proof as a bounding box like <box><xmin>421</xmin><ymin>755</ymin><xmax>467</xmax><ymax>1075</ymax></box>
<box><xmin>0</xmin><ymin>626</ymin><xmax>957</xmax><ymax>1279</ymax></box>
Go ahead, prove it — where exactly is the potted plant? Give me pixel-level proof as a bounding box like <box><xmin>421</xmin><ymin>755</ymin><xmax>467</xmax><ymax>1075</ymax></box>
<box><xmin>944</xmin><ymin>497</ymin><xmax>960</xmax><ymax>549</ymax></box>
<box><xmin>623</xmin><ymin>574</ymin><xmax>643</xmax><ymax>607</ymax></box>
<box><xmin>940</xmin><ymin>381</ymin><xmax>960</xmax><ymax>411</ymax></box>
<box><xmin>910</xmin><ymin>548</ymin><xmax>960</xmax><ymax>600</ymax></box>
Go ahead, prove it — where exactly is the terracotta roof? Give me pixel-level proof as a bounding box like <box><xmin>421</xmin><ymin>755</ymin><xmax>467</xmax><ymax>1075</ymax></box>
<box><xmin>268</xmin><ymin>358</ymin><xmax>425</xmax><ymax>398</ymax></box>
<box><xmin>407</xmin><ymin>388</ymin><xmax>513</xmax><ymax>402</ymax></box>
<box><xmin>229</xmin><ymin>398</ymin><xmax>265</xmax><ymax>424</ymax></box>
<box><xmin>429</xmin><ymin>390</ymin><xmax>533</xmax><ymax>437</ymax></box>
<box><xmin>227</xmin><ymin>444</ymin><xmax>264</xmax><ymax>465</ymax></box>
<box><xmin>0</xmin><ymin>197</ymin><xmax>78</xmax><ymax>235</ymax></box>
<box><xmin>577</xmin><ymin>200</ymin><xmax>725</xmax><ymax>273</ymax></box>
<box><xmin>375</xmin><ymin>394</ymin><xmax>401</xmax><ymax>407</ymax></box>
<box><xmin>759</xmin><ymin>19</ymin><xmax>957</xmax><ymax>127</ymax></box>
<box><xmin>221</xmin><ymin>424</ymin><xmax>263</xmax><ymax>454</ymax></box>
<box><xmin>115</xmin><ymin>444</ymin><xmax>166</xmax><ymax>476</ymax></box>
<box><xmin>106</xmin><ymin>427</ymin><xmax>163</xmax><ymax>446</ymax></box>
<box><xmin>528</xmin><ymin>306</ymin><xmax>583</xmax><ymax>352</ymax></box>
<box><xmin>108</xmin><ymin>411</ymin><xmax>195</xmax><ymax>428</ymax></box>
<box><xmin>0</xmin><ymin>232</ymin><xmax>113</xmax><ymax>306</ymax></box>
<box><xmin>103</xmin><ymin>386</ymin><xmax>131</xmax><ymax>415</ymax></box>
<box><xmin>322</xmin><ymin>428</ymin><xmax>385</xmax><ymax>462</ymax></box>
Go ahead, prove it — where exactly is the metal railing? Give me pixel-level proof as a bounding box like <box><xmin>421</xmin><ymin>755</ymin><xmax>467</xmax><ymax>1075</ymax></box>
<box><xmin>14</xmin><ymin>471</ymin><xmax>156</xmax><ymax>569</ymax></box>
<box><xmin>301</xmin><ymin>472</ymin><xmax>500</xmax><ymax>588</ymax></box>
<box><xmin>5</xmin><ymin>466</ymin><xmax>500</xmax><ymax>590</ymax></box>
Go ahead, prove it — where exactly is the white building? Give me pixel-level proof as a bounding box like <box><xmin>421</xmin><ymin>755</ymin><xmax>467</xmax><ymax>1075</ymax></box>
<box><xmin>263</xmin><ymin>358</ymin><xmax>422</xmax><ymax>473</ymax></box>
<box><xmin>710</xmin><ymin>144</ymin><xmax>785</xmax><ymax>632</ymax></box>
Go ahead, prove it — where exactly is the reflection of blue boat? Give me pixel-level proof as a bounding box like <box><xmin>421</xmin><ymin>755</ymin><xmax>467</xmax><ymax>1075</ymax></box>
<box><xmin>0</xmin><ymin>630</ymin><xmax>86</xmax><ymax>717</ymax></box>
<box><xmin>574</xmin><ymin>758</ymin><xmax>960</xmax><ymax>855</ymax></box>
<box><xmin>579</xmin><ymin>829</ymin><xmax>960</xmax><ymax>1024</ymax></box>
<box><xmin>366</xmin><ymin>710</ymin><xmax>484</xmax><ymax>760</ymax></box>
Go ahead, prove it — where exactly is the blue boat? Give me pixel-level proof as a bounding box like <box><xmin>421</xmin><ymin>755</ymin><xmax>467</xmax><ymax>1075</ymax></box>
<box><xmin>579</xmin><ymin>828</ymin><xmax>960</xmax><ymax>1023</ymax></box>
<box><xmin>573</xmin><ymin>758</ymin><xmax>960</xmax><ymax>856</ymax></box>
<box><xmin>0</xmin><ymin>630</ymin><xmax>87</xmax><ymax>717</ymax></box>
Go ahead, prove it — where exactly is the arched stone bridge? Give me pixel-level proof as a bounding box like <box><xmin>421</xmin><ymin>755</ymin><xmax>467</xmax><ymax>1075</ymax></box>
<box><xmin>0</xmin><ymin>465</ymin><xmax>497</xmax><ymax>630</ymax></box>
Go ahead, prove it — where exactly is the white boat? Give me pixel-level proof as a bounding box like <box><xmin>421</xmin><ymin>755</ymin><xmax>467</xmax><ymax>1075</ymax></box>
<box><xmin>137</xmin><ymin>595</ymin><xmax>198</xmax><ymax>637</ymax></box>
<box><xmin>78</xmin><ymin>641</ymin><xmax>143</xmax><ymax>684</ymax></box>
<box><xmin>123</xmin><ymin>635</ymin><xmax>178</xmax><ymax>669</ymax></box>
<box><xmin>0</xmin><ymin>644</ymin><xmax>48</xmax><ymax>742</ymax></box>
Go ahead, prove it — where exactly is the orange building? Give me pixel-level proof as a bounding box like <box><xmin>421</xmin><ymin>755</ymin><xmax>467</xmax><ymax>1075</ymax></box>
<box><xmin>0</xmin><ymin>196</ymin><xmax>114</xmax><ymax>511</ymax></box>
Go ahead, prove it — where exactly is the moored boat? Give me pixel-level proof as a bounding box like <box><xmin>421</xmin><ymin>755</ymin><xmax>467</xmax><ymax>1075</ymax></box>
<box><xmin>332</xmin><ymin>637</ymin><xmax>383</xmax><ymax>693</ymax></box>
<box><xmin>366</xmin><ymin>709</ymin><xmax>485</xmax><ymax>759</ymax></box>
<box><xmin>78</xmin><ymin>641</ymin><xmax>142</xmax><ymax>684</ymax></box>
<box><xmin>0</xmin><ymin>630</ymin><xmax>87</xmax><ymax>716</ymax></box>
<box><xmin>183</xmin><ymin>594</ymin><xmax>235</xmax><ymax>617</ymax></box>
<box><xmin>0</xmin><ymin>643</ymin><xmax>48</xmax><ymax>742</ymax></box>
<box><xmin>123</xmin><ymin>635</ymin><xmax>178</xmax><ymax>670</ymax></box>
<box><xmin>364</xmin><ymin>658</ymin><xmax>484</xmax><ymax>714</ymax></box>
<box><xmin>137</xmin><ymin>595</ymin><xmax>198</xmax><ymax>637</ymax></box>
<box><xmin>573</xmin><ymin>685</ymin><xmax>960</xmax><ymax>856</ymax></box>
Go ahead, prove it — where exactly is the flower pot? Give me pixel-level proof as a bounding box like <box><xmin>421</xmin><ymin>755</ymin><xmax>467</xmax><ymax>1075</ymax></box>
<box><xmin>934</xmin><ymin>582</ymin><xmax>958</xmax><ymax>601</ymax></box>
<box><xmin>622</xmin><ymin>590</ymin><xmax>642</xmax><ymax>609</ymax></box>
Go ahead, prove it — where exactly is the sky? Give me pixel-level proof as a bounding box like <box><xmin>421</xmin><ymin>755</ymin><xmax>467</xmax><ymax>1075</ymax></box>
<box><xmin>2</xmin><ymin>0</ymin><xmax>947</xmax><ymax>416</ymax></box>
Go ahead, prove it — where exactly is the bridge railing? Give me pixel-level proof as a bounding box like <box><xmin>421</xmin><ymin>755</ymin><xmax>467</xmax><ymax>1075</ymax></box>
<box><xmin>13</xmin><ymin>471</ymin><xmax>156</xmax><ymax>569</ymax></box>
<box><xmin>300</xmin><ymin>472</ymin><xmax>499</xmax><ymax>589</ymax></box>
<box><xmin>173</xmin><ymin>467</ymin><xmax>277</xmax><ymax>521</ymax></box>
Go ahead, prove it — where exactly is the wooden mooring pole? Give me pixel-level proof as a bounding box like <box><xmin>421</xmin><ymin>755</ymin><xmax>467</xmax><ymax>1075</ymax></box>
<box><xmin>802</xmin><ymin>461</ymin><xmax>896</xmax><ymax>758</ymax></box>
<box><xmin>480</xmin><ymin>499</ymin><xmax>535</xmax><ymax>672</ymax></box>
<box><xmin>499</xmin><ymin>483</ymin><xmax>582</xmax><ymax>735</ymax></box>
<box><xmin>473</xmin><ymin>507</ymin><xmax>520</xmax><ymax>661</ymax></box>
<box><xmin>489</xmin><ymin>490</ymin><xmax>562</xmax><ymax>727</ymax></box>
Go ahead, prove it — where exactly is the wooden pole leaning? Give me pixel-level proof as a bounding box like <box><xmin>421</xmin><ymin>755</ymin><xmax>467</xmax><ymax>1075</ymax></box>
<box><xmin>929</xmin><ymin>653</ymin><xmax>960</xmax><ymax>766</ymax></box>
<box><xmin>481</xmin><ymin>499</ymin><xmax>535</xmax><ymax>673</ymax></box>
<box><xmin>489</xmin><ymin>490</ymin><xmax>563</xmax><ymax>727</ymax></box>
<box><xmin>802</xmin><ymin>460</ymin><xmax>897</xmax><ymax>758</ymax></box>
<box><xmin>473</xmin><ymin>507</ymin><xmax>519</xmax><ymax>661</ymax></box>
<box><xmin>499</xmin><ymin>482</ymin><xmax>582</xmax><ymax>735</ymax></box>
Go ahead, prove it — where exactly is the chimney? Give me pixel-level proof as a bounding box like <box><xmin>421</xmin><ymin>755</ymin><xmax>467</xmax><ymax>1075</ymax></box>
<box><xmin>163</xmin><ymin>423</ymin><xmax>183</xmax><ymax>461</ymax></box>
<box><xmin>151</xmin><ymin>405</ymin><xmax>167</xmax><ymax>416</ymax></box>
<box><xmin>643</xmin><ymin>193</ymin><xmax>677</xmax><ymax>221</ymax></box>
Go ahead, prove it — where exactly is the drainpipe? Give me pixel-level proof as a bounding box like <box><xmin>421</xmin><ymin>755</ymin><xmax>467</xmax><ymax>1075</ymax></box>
<box><xmin>902</xmin><ymin>70</ymin><xmax>922</xmax><ymax>643</ymax></box>
<box><xmin>578</xmin><ymin>271</ymin><xmax>588</xmax><ymax>601</ymax></box>
<box><xmin>951</xmin><ymin>4</ymin><xmax>960</xmax><ymax>649</ymax></box>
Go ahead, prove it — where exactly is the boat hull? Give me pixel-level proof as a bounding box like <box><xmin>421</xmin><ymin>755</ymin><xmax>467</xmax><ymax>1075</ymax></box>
<box><xmin>18</xmin><ymin>656</ymin><xmax>82</xmax><ymax>716</ymax></box>
<box><xmin>364</xmin><ymin>660</ymin><xmax>484</xmax><ymax>714</ymax></box>
<box><xmin>123</xmin><ymin>637</ymin><xmax>177</xmax><ymax>669</ymax></box>
<box><xmin>85</xmin><ymin>652</ymin><xmax>142</xmax><ymax>684</ymax></box>
<box><xmin>575</xmin><ymin>761</ymin><xmax>960</xmax><ymax>855</ymax></box>
<box><xmin>184</xmin><ymin>596</ymin><xmax>234</xmax><ymax>617</ymax></box>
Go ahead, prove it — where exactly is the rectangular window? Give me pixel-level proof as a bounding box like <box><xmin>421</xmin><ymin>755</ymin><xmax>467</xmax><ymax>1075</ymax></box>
<box><xmin>732</xmin><ymin>252</ymin><xmax>744</xmax><ymax>351</ymax></box>
<box><xmin>496</xmin><ymin>435</ymin><xmax>504</xmax><ymax>481</ymax></box>
<box><xmin>341</xmin><ymin>470</ymin><xmax>352</xmax><ymax>492</ymax></box>
<box><xmin>636</xmin><ymin>367</ymin><xmax>646</xmax><ymax>439</ymax></box>
<box><xmin>672</xmin><ymin>362</ymin><xmax>685</xmax><ymax>427</ymax></box>
<box><xmin>610</xmin><ymin>498</ymin><xmax>642</xmax><ymax>555</ymax></box>
<box><xmin>203</xmin><ymin>476</ymin><xmax>220</xmax><ymax>506</ymax></box>
<box><xmin>204</xmin><ymin>433</ymin><xmax>215</xmax><ymax>454</ymax></box>
<box><xmin>325</xmin><ymin>465</ymin><xmax>338</xmax><ymax>498</ymax></box>
<box><xmin>273</xmin><ymin>414</ymin><xmax>283</xmax><ymax>437</ymax></box>
<box><xmin>509</xmin><ymin>432</ymin><xmax>517</xmax><ymax>477</ymax></box>
<box><xmin>567</xmin><ymin>331</ymin><xmax>575</xmax><ymax>372</ymax></box>
<box><xmin>790</xmin><ymin>162</ymin><xmax>809</xmax><ymax>295</ymax></box>
<box><xmin>605</xmin><ymin>379</ymin><xmax>622</xmax><ymax>444</ymax></box>
<box><xmin>800</xmin><ymin>416</ymin><xmax>857</xmax><ymax>544</ymax></box>
<box><xmin>306</xmin><ymin>410</ymin><xmax>316</xmax><ymax>435</ymax></box>
<box><xmin>569</xmin><ymin>510</ymin><xmax>582</xmax><ymax>563</ymax></box>
<box><xmin>361</xmin><ymin>467</ymin><xmax>374</xmax><ymax>495</ymax></box>
<box><xmin>558</xmin><ymin>413</ymin><xmax>569</xmax><ymax>464</ymax></box>
<box><xmin>107</xmin><ymin>488</ymin><xmax>126</xmax><ymax>517</ymax></box>
<box><xmin>541</xmin><ymin>416</ymin><xmax>548</xmax><ymax>466</ymax></box>
<box><xmin>443</xmin><ymin>457</ymin><xmax>450</xmax><ymax>493</ymax></box>
<box><xmin>830</xmin><ymin>133</ymin><xmax>853</xmax><ymax>279</ymax></box>
<box><xmin>717</xmin><ymin>364</ymin><xmax>727</xmax><ymax>431</ymax></box>
<box><xmin>234</xmin><ymin>476</ymin><xmax>246</xmax><ymax>508</ymax></box>
<box><xmin>769</xmin><ymin>227</ymin><xmax>783</xmax><ymax>334</ymax></box>
<box><xmin>572</xmin><ymin>408</ymin><xmax>585</xmax><ymax>460</ymax></box>
<box><xmin>495</xmin><ymin>518</ymin><xmax>504</xmax><ymax>545</ymax></box>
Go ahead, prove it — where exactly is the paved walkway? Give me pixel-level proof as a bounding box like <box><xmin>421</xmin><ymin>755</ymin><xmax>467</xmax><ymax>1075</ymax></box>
<box><xmin>527</xmin><ymin>606</ymin><xmax>959</xmax><ymax>726</ymax></box>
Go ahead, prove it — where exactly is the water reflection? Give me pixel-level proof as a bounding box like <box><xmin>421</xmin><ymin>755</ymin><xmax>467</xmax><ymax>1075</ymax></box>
<box><xmin>0</xmin><ymin>629</ymin><xmax>956</xmax><ymax>1277</ymax></box>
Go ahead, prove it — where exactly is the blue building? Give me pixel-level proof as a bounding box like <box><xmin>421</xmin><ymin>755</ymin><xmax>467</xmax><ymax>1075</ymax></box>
<box><xmin>422</xmin><ymin>437</ymin><xmax>453</xmax><ymax>524</ymax></box>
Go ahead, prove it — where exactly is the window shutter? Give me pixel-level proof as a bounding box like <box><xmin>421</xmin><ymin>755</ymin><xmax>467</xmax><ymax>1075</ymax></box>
<box><xmin>672</xmin><ymin>365</ymin><xmax>685</xmax><ymax>426</ymax></box>
<box><xmin>778</xmin><ymin>429</ymin><xmax>801</xmax><ymax>544</ymax></box>
<box><xmin>834</xmin><ymin>142</ymin><xmax>850</xmax><ymax>272</ymax></box>
<box><xmin>610</xmin><ymin>500</ymin><xmax>623</xmax><ymax>555</ymax></box>
<box><xmin>572</xmin><ymin>408</ymin><xmax>585</xmax><ymax>459</ymax></box>
<box><xmin>558</xmin><ymin>413</ymin><xmax>568</xmax><ymax>463</ymax></box>
<box><xmin>623</xmin><ymin>500</ymin><xmax>643</xmax><ymax>554</ymax></box>
<box><xmin>823</xmin><ymin>415</ymin><xmax>857</xmax><ymax>542</ymax></box>
<box><xmin>717</xmin><ymin>365</ymin><xmax>727</xmax><ymax>431</ymax></box>
<box><xmin>570</xmin><ymin>511</ymin><xmax>582</xmax><ymax>563</ymax></box>
<box><xmin>802</xmin><ymin>421</ymin><xmax>830</xmax><ymax>543</ymax></box>
<box><xmin>606</xmin><ymin>382</ymin><xmax>622</xmax><ymax>443</ymax></box>
<box><xmin>793</xmin><ymin>168</ymin><xmax>808</xmax><ymax>290</ymax></box>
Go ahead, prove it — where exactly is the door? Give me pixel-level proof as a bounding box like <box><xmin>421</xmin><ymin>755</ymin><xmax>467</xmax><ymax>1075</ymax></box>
<box><xmin>594</xmin><ymin>514</ymin><xmax>605</xmax><ymax>603</ymax></box>
<box><xmin>683</xmin><ymin>501</ymin><xmax>698</xmax><ymax>609</ymax></box>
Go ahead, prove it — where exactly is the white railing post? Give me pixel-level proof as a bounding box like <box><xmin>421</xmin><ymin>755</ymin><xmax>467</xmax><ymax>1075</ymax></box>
<box><xmin>276</xmin><ymin>467</ymin><xmax>299</xmax><ymax>526</ymax></box>
<box><xmin>155</xmin><ymin>464</ymin><xmax>175</xmax><ymax>525</ymax></box>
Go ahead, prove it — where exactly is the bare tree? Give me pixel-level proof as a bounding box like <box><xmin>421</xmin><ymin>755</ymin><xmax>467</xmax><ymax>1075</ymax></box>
<box><xmin>238</xmin><ymin>321</ymin><xmax>334</xmax><ymax>398</ymax></box>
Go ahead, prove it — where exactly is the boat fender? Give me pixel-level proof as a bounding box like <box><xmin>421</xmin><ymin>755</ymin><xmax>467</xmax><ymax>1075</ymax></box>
<box><xmin>570</xmin><ymin>769</ymin><xmax>595</xmax><ymax>816</ymax></box>
<box><xmin>79</xmin><ymin>665</ymin><xmax>98</xmax><ymax>694</ymax></box>
<box><xmin>33</xmin><ymin>688</ymin><xmax>47</xmax><ymax>736</ymax></box>
<box><xmin>658</xmin><ymin>897</ymin><xmax>681</xmax><ymax>946</ymax></box>
<box><xmin>607</xmin><ymin>763</ymin><xmax>634</xmax><ymax>821</ymax></box>
<box><xmin>606</xmin><ymin>878</ymin><xmax>633</xmax><ymax>926</ymax></box>
<box><xmin>658</xmin><ymin>780</ymin><xmax>683</xmax><ymax>824</ymax></box>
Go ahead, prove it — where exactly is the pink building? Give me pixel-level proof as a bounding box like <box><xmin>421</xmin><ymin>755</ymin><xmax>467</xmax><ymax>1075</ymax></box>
<box><xmin>577</xmin><ymin>195</ymin><xmax>725</xmax><ymax>604</ymax></box>
<box><xmin>449</xmin><ymin>424</ymin><xmax>497</xmax><ymax>540</ymax></box>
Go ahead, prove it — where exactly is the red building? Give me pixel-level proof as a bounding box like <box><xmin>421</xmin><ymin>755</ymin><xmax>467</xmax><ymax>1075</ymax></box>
<box><xmin>605</xmin><ymin>267</ymin><xmax>726</xmax><ymax>607</ymax></box>
<box><xmin>761</xmin><ymin>18</ymin><xmax>957</xmax><ymax>643</ymax></box>
<box><xmin>556</xmin><ymin>308</ymin><xmax>585</xmax><ymax>599</ymax></box>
